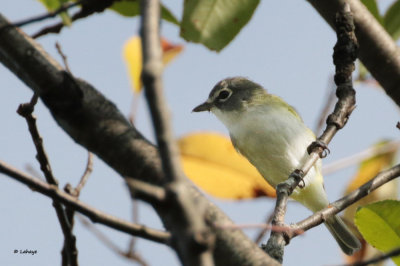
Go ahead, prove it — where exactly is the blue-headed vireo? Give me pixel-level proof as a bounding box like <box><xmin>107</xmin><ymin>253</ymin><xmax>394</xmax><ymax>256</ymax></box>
<box><xmin>193</xmin><ymin>77</ymin><xmax>360</xmax><ymax>255</ymax></box>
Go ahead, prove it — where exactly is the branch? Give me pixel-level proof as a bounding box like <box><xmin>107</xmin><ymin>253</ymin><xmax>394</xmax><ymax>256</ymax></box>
<box><xmin>0</xmin><ymin>13</ymin><xmax>279</xmax><ymax>266</ymax></box>
<box><xmin>78</xmin><ymin>215</ymin><xmax>148</xmax><ymax>266</ymax></box>
<box><xmin>11</xmin><ymin>0</ymin><xmax>83</xmax><ymax>28</ymax></box>
<box><xmin>291</xmin><ymin>164</ymin><xmax>400</xmax><ymax>237</ymax></box>
<box><xmin>307</xmin><ymin>0</ymin><xmax>400</xmax><ymax>107</ymax></box>
<box><xmin>322</xmin><ymin>139</ymin><xmax>400</xmax><ymax>175</ymax></box>
<box><xmin>17</xmin><ymin>94</ymin><xmax>78</xmax><ymax>266</ymax></box>
<box><xmin>32</xmin><ymin>0</ymin><xmax>118</xmax><ymax>38</ymax></box>
<box><xmin>140</xmin><ymin>1</ymin><xmax>215</xmax><ymax>265</ymax></box>
<box><xmin>264</xmin><ymin>4</ymin><xmax>358</xmax><ymax>262</ymax></box>
<box><xmin>0</xmin><ymin>160</ymin><xmax>171</xmax><ymax>244</ymax></box>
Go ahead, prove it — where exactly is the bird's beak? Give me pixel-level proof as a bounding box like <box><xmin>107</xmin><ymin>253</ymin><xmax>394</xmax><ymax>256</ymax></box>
<box><xmin>192</xmin><ymin>101</ymin><xmax>212</xmax><ymax>112</ymax></box>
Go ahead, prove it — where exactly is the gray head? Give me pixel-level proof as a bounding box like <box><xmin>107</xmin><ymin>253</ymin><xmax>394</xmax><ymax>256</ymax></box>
<box><xmin>192</xmin><ymin>77</ymin><xmax>266</xmax><ymax>113</ymax></box>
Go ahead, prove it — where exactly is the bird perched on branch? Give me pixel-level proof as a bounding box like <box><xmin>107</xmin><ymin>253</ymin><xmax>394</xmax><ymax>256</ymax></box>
<box><xmin>193</xmin><ymin>77</ymin><xmax>360</xmax><ymax>255</ymax></box>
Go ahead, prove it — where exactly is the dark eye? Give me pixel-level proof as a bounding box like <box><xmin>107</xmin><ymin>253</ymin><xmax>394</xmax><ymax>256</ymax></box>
<box><xmin>217</xmin><ymin>90</ymin><xmax>231</xmax><ymax>101</ymax></box>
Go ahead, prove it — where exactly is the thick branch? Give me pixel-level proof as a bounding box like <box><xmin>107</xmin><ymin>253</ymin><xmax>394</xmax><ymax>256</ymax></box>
<box><xmin>0</xmin><ymin>161</ymin><xmax>171</xmax><ymax>244</ymax></box>
<box><xmin>0</xmin><ymin>13</ymin><xmax>279</xmax><ymax>266</ymax></box>
<box><xmin>140</xmin><ymin>1</ymin><xmax>214</xmax><ymax>265</ymax></box>
<box><xmin>307</xmin><ymin>0</ymin><xmax>400</xmax><ymax>107</ymax></box>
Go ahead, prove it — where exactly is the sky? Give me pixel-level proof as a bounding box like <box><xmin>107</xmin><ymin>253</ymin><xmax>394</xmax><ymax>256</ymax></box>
<box><xmin>0</xmin><ymin>1</ymin><xmax>399</xmax><ymax>266</ymax></box>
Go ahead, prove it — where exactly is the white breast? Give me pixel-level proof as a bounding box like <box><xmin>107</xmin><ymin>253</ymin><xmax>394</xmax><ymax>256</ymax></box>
<box><xmin>212</xmin><ymin>105</ymin><xmax>319</xmax><ymax>187</ymax></box>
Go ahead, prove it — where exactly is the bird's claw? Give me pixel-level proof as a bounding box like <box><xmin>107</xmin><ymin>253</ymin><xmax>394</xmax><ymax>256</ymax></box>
<box><xmin>307</xmin><ymin>140</ymin><xmax>330</xmax><ymax>158</ymax></box>
<box><xmin>291</xmin><ymin>169</ymin><xmax>305</xmax><ymax>189</ymax></box>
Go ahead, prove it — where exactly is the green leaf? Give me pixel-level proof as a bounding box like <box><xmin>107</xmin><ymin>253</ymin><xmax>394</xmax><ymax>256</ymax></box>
<box><xmin>361</xmin><ymin>0</ymin><xmax>383</xmax><ymax>25</ymax></box>
<box><xmin>355</xmin><ymin>200</ymin><xmax>400</xmax><ymax>265</ymax></box>
<box><xmin>180</xmin><ymin>0</ymin><xmax>260</xmax><ymax>51</ymax></box>
<box><xmin>384</xmin><ymin>0</ymin><xmax>400</xmax><ymax>40</ymax></box>
<box><xmin>37</xmin><ymin>0</ymin><xmax>71</xmax><ymax>26</ymax></box>
<box><xmin>109</xmin><ymin>0</ymin><xmax>179</xmax><ymax>25</ymax></box>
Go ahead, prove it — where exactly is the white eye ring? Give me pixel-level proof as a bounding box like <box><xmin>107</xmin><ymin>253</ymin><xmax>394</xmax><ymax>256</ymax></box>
<box><xmin>216</xmin><ymin>89</ymin><xmax>232</xmax><ymax>102</ymax></box>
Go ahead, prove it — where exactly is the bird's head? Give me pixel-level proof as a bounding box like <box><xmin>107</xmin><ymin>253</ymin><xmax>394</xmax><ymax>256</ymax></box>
<box><xmin>192</xmin><ymin>77</ymin><xmax>267</xmax><ymax>114</ymax></box>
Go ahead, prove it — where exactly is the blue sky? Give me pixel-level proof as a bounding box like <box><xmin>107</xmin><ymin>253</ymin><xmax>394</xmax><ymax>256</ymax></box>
<box><xmin>0</xmin><ymin>1</ymin><xmax>399</xmax><ymax>266</ymax></box>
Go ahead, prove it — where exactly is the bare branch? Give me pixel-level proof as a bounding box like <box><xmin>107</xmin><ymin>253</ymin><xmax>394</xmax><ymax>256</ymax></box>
<box><xmin>0</xmin><ymin>161</ymin><xmax>171</xmax><ymax>244</ymax></box>
<box><xmin>78</xmin><ymin>215</ymin><xmax>148</xmax><ymax>266</ymax></box>
<box><xmin>307</xmin><ymin>0</ymin><xmax>400</xmax><ymax>107</ymax></box>
<box><xmin>126</xmin><ymin>178</ymin><xmax>166</xmax><ymax>204</ymax></box>
<box><xmin>17</xmin><ymin>94</ymin><xmax>78</xmax><ymax>266</ymax></box>
<box><xmin>10</xmin><ymin>0</ymin><xmax>83</xmax><ymax>28</ymax></box>
<box><xmin>323</xmin><ymin>139</ymin><xmax>400</xmax><ymax>175</ymax></box>
<box><xmin>254</xmin><ymin>212</ymin><xmax>275</xmax><ymax>244</ymax></box>
<box><xmin>291</xmin><ymin>164</ymin><xmax>400</xmax><ymax>237</ymax></box>
<box><xmin>55</xmin><ymin>42</ymin><xmax>72</xmax><ymax>74</ymax></box>
<box><xmin>314</xmin><ymin>77</ymin><xmax>336</xmax><ymax>135</ymax></box>
<box><xmin>74</xmin><ymin>152</ymin><xmax>93</xmax><ymax>196</ymax></box>
<box><xmin>140</xmin><ymin>1</ymin><xmax>215</xmax><ymax>265</ymax></box>
<box><xmin>265</xmin><ymin>4</ymin><xmax>358</xmax><ymax>262</ymax></box>
<box><xmin>32</xmin><ymin>0</ymin><xmax>118</xmax><ymax>38</ymax></box>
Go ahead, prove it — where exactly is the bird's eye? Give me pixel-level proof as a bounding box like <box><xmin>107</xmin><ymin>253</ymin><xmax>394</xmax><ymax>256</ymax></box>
<box><xmin>216</xmin><ymin>89</ymin><xmax>231</xmax><ymax>102</ymax></box>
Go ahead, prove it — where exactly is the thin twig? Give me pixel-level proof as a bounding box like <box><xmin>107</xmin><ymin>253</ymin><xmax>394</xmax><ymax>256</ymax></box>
<box><xmin>340</xmin><ymin>247</ymin><xmax>400</xmax><ymax>266</ymax></box>
<box><xmin>10</xmin><ymin>0</ymin><xmax>83</xmax><ymax>28</ymax></box>
<box><xmin>126</xmin><ymin>201</ymin><xmax>140</xmax><ymax>259</ymax></box>
<box><xmin>126</xmin><ymin>178</ymin><xmax>166</xmax><ymax>204</ymax></box>
<box><xmin>0</xmin><ymin>160</ymin><xmax>171</xmax><ymax>244</ymax></box>
<box><xmin>254</xmin><ymin>211</ymin><xmax>275</xmax><ymax>244</ymax></box>
<box><xmin>215</xmin><ymin>223</ymin><xmax>304</xmax><ymax>236</ymax></box>
<box><xmin>17</xmin><ymin>94</ymin><xmax>78</xmax><ymax>266</ymax></box>
<box><xmin>323</xmin><ymin>139</ymin><xmax>400</xmax><ymax>175</ymax></box>
<box><xmin>55</xmin><ymin>42</ymin><xmax>72</xmax><ymax>73</ymax></box>
<box><xmin>264</xmin><ymin>4</ymin><xmax>358</xmax><ymax>263</ymax></box>
<box><xmin>32</xmin><ymin>0</ymin><xmax>118</xmax><ymax>38</ymax></box>
<box><xmin>290</xmin><ymin>164</ymin><xmax>400</xmax><ymax>238</ymax></box>
<box><xmin>314</xmin><ymin>76</ymin><xmax>336</xmax><ymax>135</ymax></box>
<box><xmin>74</xmin><ymin>152</ymin><xmax>93</xmax><ymax>197</ymax></box>
<box><xmin>78</xmin><ymin>215</ymin><xmax>148</xmax><ymax>266</ymax></box>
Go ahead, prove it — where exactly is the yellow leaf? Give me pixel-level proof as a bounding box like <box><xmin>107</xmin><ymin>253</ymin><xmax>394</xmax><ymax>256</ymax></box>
<box><xmin>178</xmin><ymin>132</ymin><xmax>276</xmax><ymax>199</ymax></box>
<box><xmin>343</xmin><ymin>140</ymin><xmax>398</xmax><ymax>263</ymax></box>
<box><xmin>123</xmin><ymin>36</ymin><xmax>183</xmax><ymax>93</ymax></box>
<box><xmin>345</xmin><ymin>140</ymin><xmax>397</xmax><ymax>194</ymax></box>
<box><xmin>123</xmin><ymin>36</ymin><xmax>143</xmax><ymax>93</ymax></box>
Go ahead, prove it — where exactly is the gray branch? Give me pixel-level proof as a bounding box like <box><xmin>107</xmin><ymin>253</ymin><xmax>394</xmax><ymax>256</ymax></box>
<box><xmin>0</xmin><ymin>160</ymin><xmax>171</xmax><ymax>244</ymax></box>
<box><xmin>307</xmin><ymin>0</ymin><xmax>400</xmax><ymax>107</ymax></box>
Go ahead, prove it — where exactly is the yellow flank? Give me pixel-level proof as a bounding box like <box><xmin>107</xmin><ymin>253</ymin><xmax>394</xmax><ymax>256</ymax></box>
<box><xmin>178</xmin><ymin>132</ymin><xmax>276</xmax><ymax>199</ymax></box>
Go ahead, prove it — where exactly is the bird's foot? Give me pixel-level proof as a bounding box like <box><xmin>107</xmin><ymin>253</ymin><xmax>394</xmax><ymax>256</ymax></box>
<box><xmin>307</xmin><ymin>140</ymin><xmax>330</xmax><ymax>158</ymax></box>
<box><xmin>291</xmin><ymin>169</ymin><xmax>305</xmax><ymax>188</ymax></box>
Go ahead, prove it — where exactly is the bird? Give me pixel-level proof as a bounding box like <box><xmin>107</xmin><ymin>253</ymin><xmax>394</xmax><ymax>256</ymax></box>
<box><xmin>192</xmin><ymin>77</ymin><xmax>361</xmax><ymax>255</ymax></box>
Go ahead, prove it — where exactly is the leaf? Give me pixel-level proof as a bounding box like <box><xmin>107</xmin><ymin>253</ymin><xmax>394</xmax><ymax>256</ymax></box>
<box><xmin>161</xmin><ymin>38</ymin><xmax>184</xmax><ymax>65</ymax></box>
<box><xmin>37</xmin><ymin>0</ymin><xmax>71</xmax><ymax>26</ymax></box>
<box><xmin>123</xmin><ymin>37</ymin><xmax>143</xmax><ymax>93</ymax></box>
<box><xmin>179</xmin><ymin>133</ymin><xmax>275</xmax><ymax>199</ymax></box>
<box><xmin>361</xmin><ymin>0</ymin><xmax>383</xmax><ymax>25</ymax></box>
<box><xmin>384</xmin><ymin>0</ymin><xmax>400</xmax><ymax>40</ymax></box>
<box><xmin>342</xmin><ymin>141</ymin><xmax>398</xmax><ymax>263</ymax></box>
<box><xmin>180</xmin><ymin>0</ymin><xmax>260</xmax><ymax>51</ymax></box>
<box><xmin>345</xmin><ymin>140</ymin><xmax>397</xmax><ymax>193</ymax></box>
<box><xmin>123</xmin><ymin>36</ymin><xmax>183</xmax><ymax>93</ymax></box>
<box><xmin>355</xmin><ymin>200</ymin><xmax>400</xmax><ymax>265</ymax></box>
<box><xmin>109</xmin><ymin>0</ymin><xmax>180</xmax><ymax>25</ymax></box>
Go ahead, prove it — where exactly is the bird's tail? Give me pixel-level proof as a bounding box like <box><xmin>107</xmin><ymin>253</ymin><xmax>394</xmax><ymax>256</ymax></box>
<box><xmin>325</xmin><ymin>215</ymin><xmax>361</xmax><ymax>255</ymax></box>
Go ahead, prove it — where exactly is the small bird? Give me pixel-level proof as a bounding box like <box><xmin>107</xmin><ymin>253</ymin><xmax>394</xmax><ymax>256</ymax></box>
<box><xmin>193</xmin><ymin>77</ymin><xmax>361</xmax><ymax>255</ymax></box>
